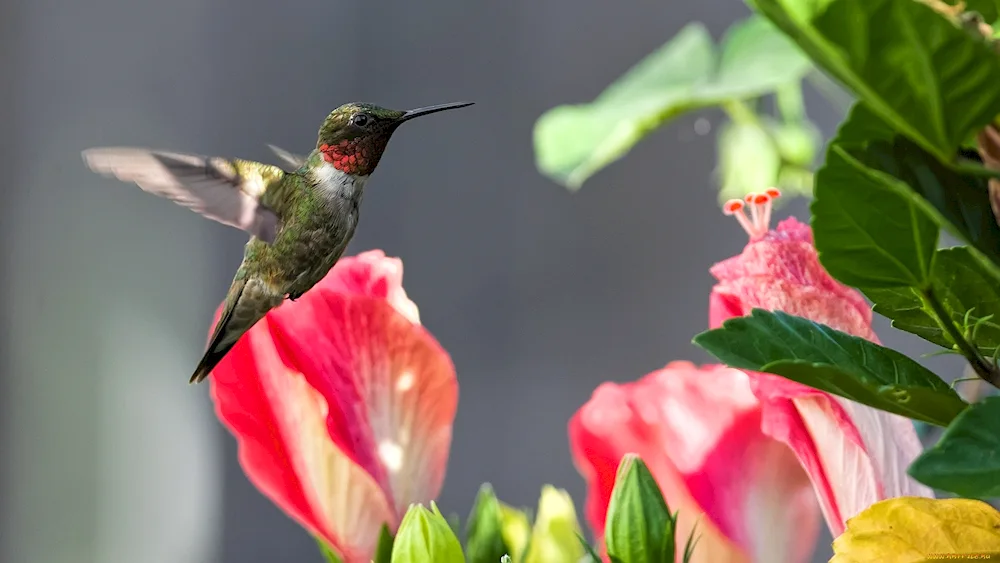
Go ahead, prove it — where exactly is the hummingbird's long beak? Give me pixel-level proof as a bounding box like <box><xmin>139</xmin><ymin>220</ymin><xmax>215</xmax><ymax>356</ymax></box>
<box><xmin>399</xmin><ymin>101</ymin><xmax>475</xmax><ymax>122</ymax></box>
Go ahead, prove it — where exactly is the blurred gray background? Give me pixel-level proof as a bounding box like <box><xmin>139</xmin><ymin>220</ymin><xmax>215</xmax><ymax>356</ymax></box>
<box><xmin>0</xmin><ymin>0</ymin><xmax>964</xmax><ymax>562</ymax></box>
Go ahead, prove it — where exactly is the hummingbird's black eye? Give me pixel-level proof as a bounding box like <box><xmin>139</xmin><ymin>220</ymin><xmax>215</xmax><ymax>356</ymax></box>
<box><xmin>352</xmin><ymin>114</ymin><xmax>370</xmax><ymax>128</ymax></box>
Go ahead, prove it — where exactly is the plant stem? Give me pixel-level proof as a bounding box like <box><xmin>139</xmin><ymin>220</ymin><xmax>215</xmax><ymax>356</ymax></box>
<box><xmin>721</xmin><ymin>99</ymin><xmax>759</xmax><ymax>126</ymax></box>
<box><xmin>804</xmin><ymin>70</ymin><xmax>854</xmax><ymax>114</ymax></box>
<box><xmin>923</xmin><ymin>287</ymin><xmax>1000</xmax><ymax>389</ymax></box>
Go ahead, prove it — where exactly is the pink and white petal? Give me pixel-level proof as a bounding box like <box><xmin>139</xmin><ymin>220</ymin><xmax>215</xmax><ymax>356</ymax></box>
<box><xmin>650</xmin><ymin>364</ymin><xmax>819</xmax><ymax>563</ymax></box>
<box><xmin>268</xmin><ymin>292</ymin><xmax>458</xmax><ymax>519</ymax></box>
<box><xmin>833</xmin><ymin>397</ymin><xmax>934</xmax><ymax>502</ymax></box>
<box><xmin>570</xmin><ymin>362</ymin><xmax>820</xmax><ymax>563</ymax></box>
<box><xmin>317</xmin><ymin>249</ymin><xmax>420</xmax><ymax>324</ymax></box>
<box><xmin>210</xmin><ymin>318</ymin><xmax>395</xmax><ymax>563</ymax></box>
<box><xmin>750</xmin><ymin>372</ymin><xmax>932</xmax><ymax>537</ymax></box>
<box><xmin>699</xmin><ymin>429</ymin><xmax>820</xmax><ymax>563</ymax></box>
<box><xmin>708</xmin><ymin>218</ymin><xmax>876</xmax><ymax>341</ymax></box>
<box><xmin>569</xmin><ymin>382</ymin><xmax>749</xmax><ymax>563</ymax></box>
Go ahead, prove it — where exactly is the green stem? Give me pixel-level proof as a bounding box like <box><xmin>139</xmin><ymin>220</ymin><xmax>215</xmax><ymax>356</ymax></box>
<box><xmin>804</xmin><ymin>70</ymin><xmax>853</xmax><ymax>114</ymax></box>
<box><xmin>721</xmin><ymin>99</ymin><xmax>760</xmax><ymax>126</ymax></box>
<box><xmin>923</xmin><ymin>287</ymin><xmax>1000</xmax><ymax>389</ymax></box>
<box><xmin>775</xmin><ymin>81</ymin><xmax>806</xmax><ymax>123</ymax></box>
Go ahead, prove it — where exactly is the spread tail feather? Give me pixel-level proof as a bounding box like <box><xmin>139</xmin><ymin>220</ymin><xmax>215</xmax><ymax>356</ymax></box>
<box><xmin>190</xmin><ymin>277</ymin><xmax>281</xmax><ymax>384</ymax></box>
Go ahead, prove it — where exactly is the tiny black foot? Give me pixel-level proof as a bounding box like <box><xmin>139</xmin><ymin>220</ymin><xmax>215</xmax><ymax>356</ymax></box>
<box><xmin>287</xmin><ymin>291</ymin><xmax>303</xmax><ymax>302</ymax></box>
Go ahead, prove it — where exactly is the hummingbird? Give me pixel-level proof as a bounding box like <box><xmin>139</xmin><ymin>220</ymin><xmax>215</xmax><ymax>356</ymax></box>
<box><xmin>83</xmin><ymin>100</ymin><xmax>474</xmax><ymax>384</ymax></box>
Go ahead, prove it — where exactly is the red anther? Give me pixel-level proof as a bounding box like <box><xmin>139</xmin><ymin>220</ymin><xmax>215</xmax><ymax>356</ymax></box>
<box><xmin>753</xmin><ymin>193</ymin><xmax>770</xmax><ymax>205</ymax></box>
<box><xmin>765</xmin><ymin>187</ymin><xmax>782</xmax><ymax>198</ymax></box>
<box><xmin>723</xmin><ymin>199</ymin><xmax>745</xmax><ymax>215</ymax></box>
<box><xmin>744</xmin><ymin>192</ymin><xmax>757</xmax><ymax>203</ymax></box>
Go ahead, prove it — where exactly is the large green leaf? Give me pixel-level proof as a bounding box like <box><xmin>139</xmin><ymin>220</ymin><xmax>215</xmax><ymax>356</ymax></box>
<box><xmin>812</xmin><ymin>140</ymin><xmax>940</xmax><ymax>289</ymax></box>
<box><xmin>692</xmin><ymin>309</ymin><xmax>968</xmax><ymax>426</ymax></box>
<box><xmin>747</xmin><ymin>0</ymin><xmax>1000</xmax><ymax>162</ymax></box>
<box><xmin>865</xmin><ymin>246</ymin><xmax>1000</xmax><ymax>355</ymax></box>
<box><xmin>861</xmin><ymin>136</ymin><xmax>1000</xmax><ymax>275</ymax></box>
<box><xmin>909</xmin><ymin>396</ymin><xmax>1000</xmax><ymax>497</ymax></box>
<box><xmin>533</xmin><ymin>15</ymin><xmax>810</xmax><ymax>189</ymax></box>
<box><xmin>814</xmin><ymin>103</ymin><xmax>1000</xmax><ymax>287</ymax></box>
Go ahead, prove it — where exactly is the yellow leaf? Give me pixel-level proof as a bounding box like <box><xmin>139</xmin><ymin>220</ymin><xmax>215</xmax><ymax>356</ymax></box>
<box><xmin>830</xmin><ymin>496</ymin><xmax>1000</xmax><ymax>563</ymax></box>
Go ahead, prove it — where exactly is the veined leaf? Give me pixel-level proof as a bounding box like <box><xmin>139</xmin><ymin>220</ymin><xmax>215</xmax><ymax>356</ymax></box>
<box><xmin>830</xmin><ymin>497</ymin><xmax>1000</xmax><ymax>561</ymax></box>
<box><xmin>909</xmin><ymin>396</ymin><xmax>1000</xmax><ymax>497</ymax></box>
<box><xmin>865</xmin><ymin>246</ymin><xmax>1000</xmax><ymax>355</ymax></box>
<box><xmin>747</xmin><ymin>0</ymin><xmax>1000</xmax><ymax>162</ymax></box>
<box><xmin>533</xmin><ymin>15</ymin><xmax>810</xmax><ymax>189</ymax></box>
<box><xmin>693</xmin><ymin>309</ymin><xmax>968</xmax><ymax>426</ymax></box>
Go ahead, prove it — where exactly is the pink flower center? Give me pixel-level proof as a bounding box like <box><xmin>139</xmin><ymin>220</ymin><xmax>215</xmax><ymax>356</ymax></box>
<box><xmin>723</xmin><ymin>188</ymin><xmax>782</xmax><ymax>240</ymax></box>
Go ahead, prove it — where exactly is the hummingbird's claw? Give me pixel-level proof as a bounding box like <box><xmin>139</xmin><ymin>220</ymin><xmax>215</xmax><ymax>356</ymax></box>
<box><xmin>287</xmin><ymin>292</ymin><xmax>303</xmax><ymax>302</ymax></box>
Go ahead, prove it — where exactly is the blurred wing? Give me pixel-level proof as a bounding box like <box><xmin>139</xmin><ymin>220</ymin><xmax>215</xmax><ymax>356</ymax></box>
<box><xmin>267</xmin><ymin>144</ymin><xmax>307</xmax><ymax>171</ymax></box>
<box><xmin>82</xmin><ymin>147</ymin><xmax>285</xmax><ymax>243</ymax></box>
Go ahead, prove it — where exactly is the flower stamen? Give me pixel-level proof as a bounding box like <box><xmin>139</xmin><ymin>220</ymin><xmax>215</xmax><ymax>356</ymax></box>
<box><xmin>723</xmin><ymin>189</ymin><xmax>782</xmax><ymax>239</ymax></box>
<box><xmin>723</xmin><ymin>199</ymin><xmax>756</xmax><ymax>237</ymax></box>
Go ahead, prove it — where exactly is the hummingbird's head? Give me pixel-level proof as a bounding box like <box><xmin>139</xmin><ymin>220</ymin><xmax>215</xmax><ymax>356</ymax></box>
<box><xmin>316</xmin><ymin>101</ymin><xmax>474</xmax><ymax>176</ymax></box>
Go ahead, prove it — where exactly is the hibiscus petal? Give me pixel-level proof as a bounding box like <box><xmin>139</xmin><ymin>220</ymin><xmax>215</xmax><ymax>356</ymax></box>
<box><xmin>751</xmin><ymin>372</ymin><xmax>933</xmax><ymax>538</ymax></box>
<box><xmin>210</xmin><ymin>317</ymin><xmax>395</xmax><ymax>562</ymax></box>
<box><xmin>316</xmin><ymin>249</ymin><xmax>421</xmax><ymax>324</ymax></box>
<box><xmin>209</xmin><ymin>251</ymin><xmax>456</xmax><ymax>562</ymax></box>
<box><xmin>569</xmin><ymin>362</ymin><xmax>819</xmax><ymax>563</ymax></box>
<box><xmin>709</xmin><ymin>217</ymin><xmax>875</xmax><ymax>341</ymax></box>
<box><xmin>268</xmin><ymin>292</ymin><xmax>458</xmax><ymax>520</ymax></box>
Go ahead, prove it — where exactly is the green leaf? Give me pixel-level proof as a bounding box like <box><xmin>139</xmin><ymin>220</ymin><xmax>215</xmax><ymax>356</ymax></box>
<box><xmin>522</xmin><ymin>486</ymin><xmax>585</xmax><ymax>563</ymax></box>
<box><xmin>748</xmin><ymin>0</ymin><xmax>1000</xmax><ymax>162</ymax></box>
<box><xmin>465</xmin><ymin>484</ymin><xmax>510</xmax><ymax>563</ymax></box>
<box><xmin>909</xmin><ymin>396</ymin><xmax>1000</xmax><ymax>497</ymax></box>
<box><xmin>692</xmin><ymin>309</ymin><xmax>968</xmax><ymax>426</ymax></box>
<box><xmin>860</xmin><ymin>136</ymin><xmax>1000</xmax><ymax>277</ymax></box>
<box><xmin>865</xmin><ymin>246</ymin><xmax>1000</xmax><ymax>355</ymax></box>
<box><xmin>812</xmin><ymin>143</ymin><xmax>940</xmax><ymax>288</ymax></box>
<box><xmin>391</xmin><ymin>502</ymin><xmax>466</xmax><ymax>563</ymax></box>
<box><xmin>533</xmin><ymin>14</ymin><xmax>810</xmax><ymax>189</ymax></box>
<box><xmin>316</xmin><ymin>538</ymin><xmax>344</xmax><ymax>563</ymax></box>
<box><xmin>682</xmin><ymin>523</ymin><xmax>700</xmax><ymax>563</ymax></box>
<box><xmin>604</xmin><ymin>454</ymin><xmax>677</xmax><ymax>563</ymax></box>
<box><xmin>374</xmin><ymin>524</ymin><xmax>394</xmax><ymax>563</ymax></box>
<box><xmin>813</xmin><ymin>102</ymin><xmax>1000</xmax><ymax>288</ymax></box>
<box><xmin>574</xmin><ymin>533</ymin><xmax>602</xmax><ymax>563</ymax></box>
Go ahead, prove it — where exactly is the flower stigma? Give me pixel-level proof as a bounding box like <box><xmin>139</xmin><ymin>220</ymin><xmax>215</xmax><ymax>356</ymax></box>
<box><xmin>722</xmin><ymin>188</ymin><xmax>782</xmax><ymax>240</ymax></box>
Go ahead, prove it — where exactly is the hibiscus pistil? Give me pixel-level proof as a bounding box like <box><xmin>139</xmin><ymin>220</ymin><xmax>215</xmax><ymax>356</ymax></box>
<box><xmin>722</xmin><ymin>188</ymin><xmax>782</xmax><ymax>240</ymax></box>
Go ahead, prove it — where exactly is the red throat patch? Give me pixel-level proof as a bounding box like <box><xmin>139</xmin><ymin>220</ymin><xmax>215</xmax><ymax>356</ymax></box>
<box><xmin>319</xmin><ymin>139</ymin><xmax>373</xmax><ymax>175</ymax></box>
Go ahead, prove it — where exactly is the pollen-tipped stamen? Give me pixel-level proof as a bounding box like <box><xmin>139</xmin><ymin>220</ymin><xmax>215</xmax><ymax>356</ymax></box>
<box><xmin>744</xmin><ymin>193</ymin><xmax>761</xmax><ymax>229</ymax></box>
<box><xmin>724</xmin><ymin>189</ymin><xmax>783</xmax><ymax>239</ymax></box>
<box><xmin>723</xmin><ymin>199</ymin><xmax>756</xmax><ymax>237</ymax></box>
<box><xmin>761</xmin><ymin>188</ymin><xmax>782</xmax><ymax>233</ymax></box>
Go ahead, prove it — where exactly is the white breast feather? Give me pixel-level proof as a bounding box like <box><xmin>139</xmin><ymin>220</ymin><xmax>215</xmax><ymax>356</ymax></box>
<box><xmin>311</xmin><ymin>161</ymin><xmax>368</xmax><ymax>199</ymax></box>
